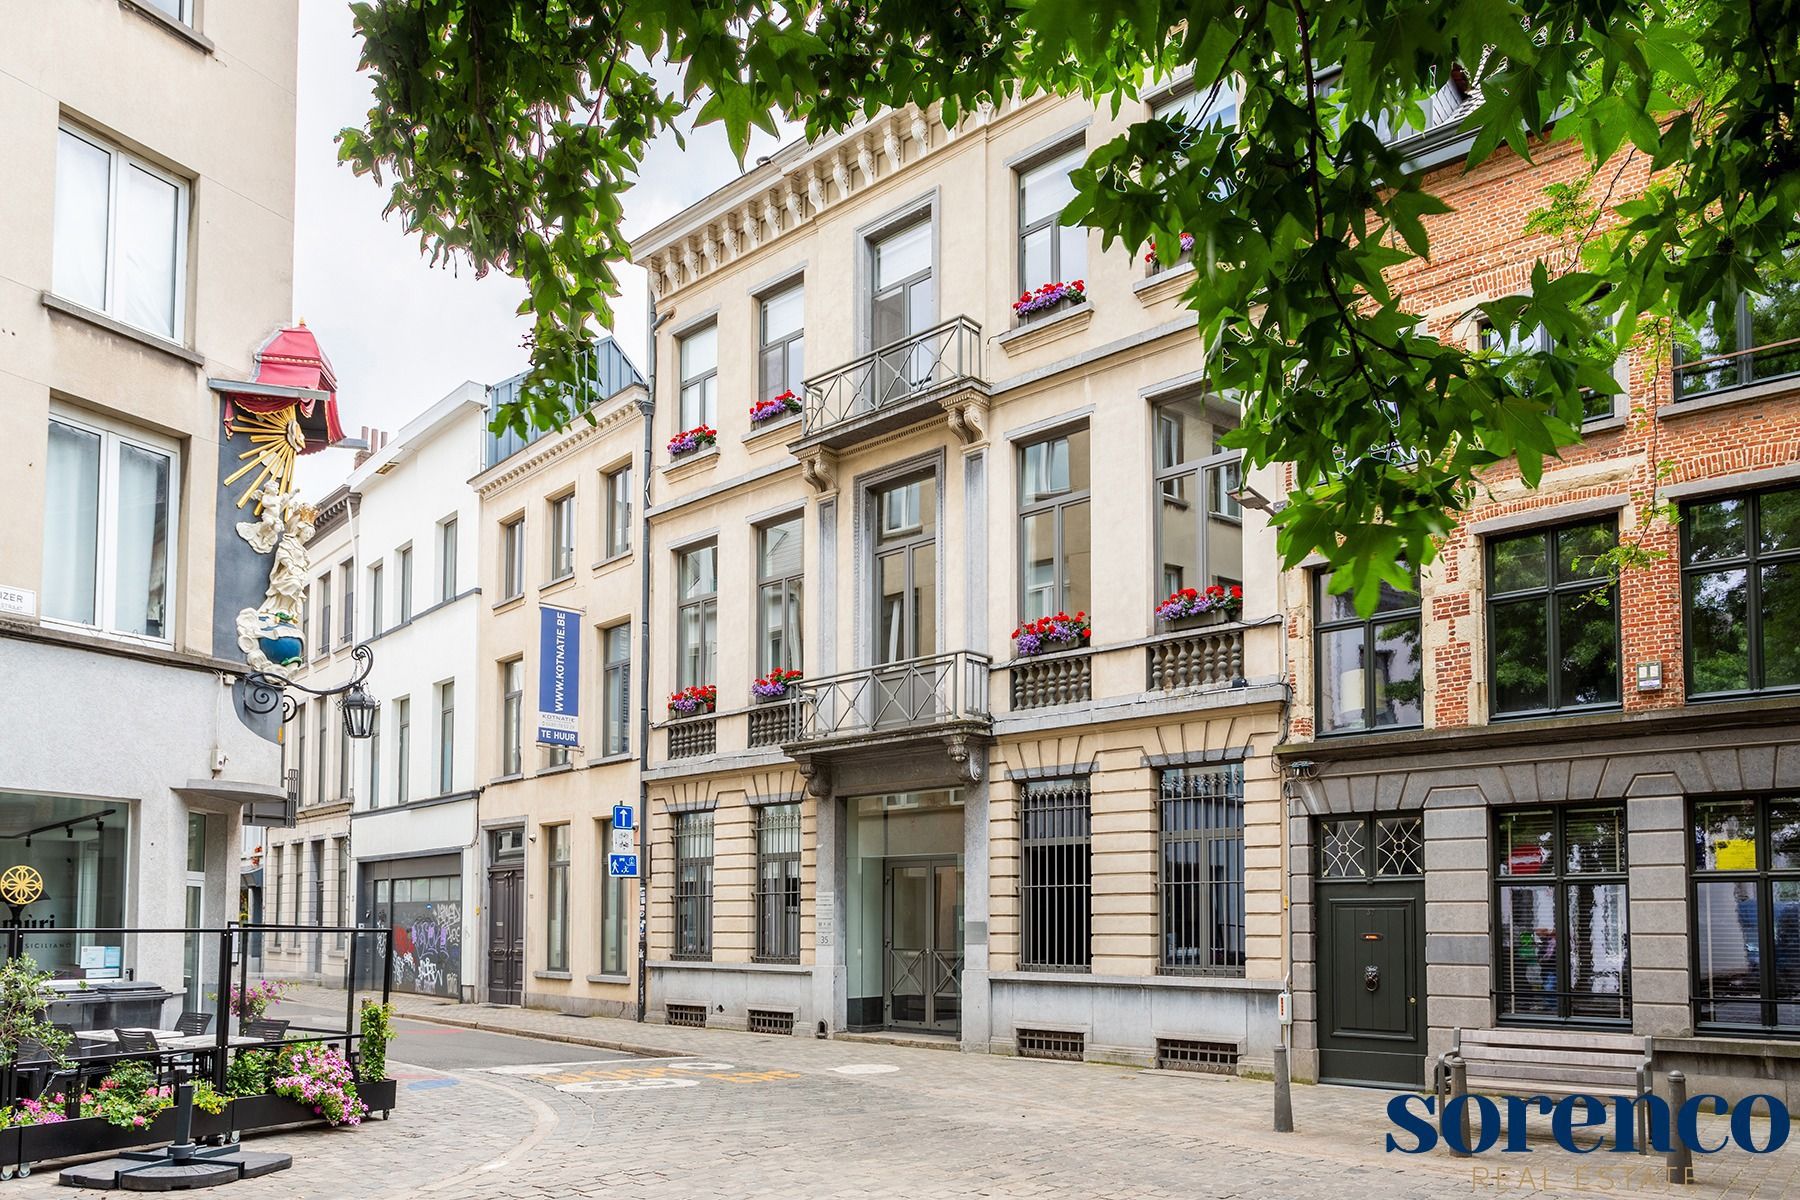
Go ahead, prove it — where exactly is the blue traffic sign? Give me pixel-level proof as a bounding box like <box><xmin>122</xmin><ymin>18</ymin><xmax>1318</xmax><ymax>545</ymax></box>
<box><xmin>608</xmin><ymin>853</ymin><xmax>639</xmax><ymax>878</ymax></box>
<box><xmin>612</xmin><ymin>803</ymin><xmax>635</xmax><ymax>831</ymax></box>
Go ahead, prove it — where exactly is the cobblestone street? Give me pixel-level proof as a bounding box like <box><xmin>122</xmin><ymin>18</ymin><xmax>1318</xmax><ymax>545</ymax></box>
<box><xmin>12</xmin><ymin>995</ymin><xmax>1797</xmax><ymax>1199</ymax></box>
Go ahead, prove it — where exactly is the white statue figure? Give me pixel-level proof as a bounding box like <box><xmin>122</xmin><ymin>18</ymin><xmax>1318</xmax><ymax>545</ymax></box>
<box><xmin>234</xmin><ymin>480</ymin><xmax>317</xmax><ymax>671</ymax></box>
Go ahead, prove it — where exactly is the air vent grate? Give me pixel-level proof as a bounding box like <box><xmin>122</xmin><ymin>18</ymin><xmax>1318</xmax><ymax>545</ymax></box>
<box><xmin>1016</xmin><ymin>1028</ymin><xmax>1085</xmax><ymax>1061</ymax></box>
<box><xmin>747</xmin><ymin>1009</ymin><xmax>795</xmax><ymax>1036</ymax></box>
<box><xmin>666</xmin><ymin>1004</ymin><xmax>707</xmax><ymax>1028</ymax></box>
<box><xmin>1155</xmin><ymin>1038</ymin><xmax>1238</xmax><ymax>1074</ymax></box>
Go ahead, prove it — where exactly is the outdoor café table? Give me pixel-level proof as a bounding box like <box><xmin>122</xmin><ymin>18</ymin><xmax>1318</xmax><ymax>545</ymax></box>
<box><xmin>76</xmin><ymin>1029</ymin><xmax>265</xmax><ymax>1050</ymax></box>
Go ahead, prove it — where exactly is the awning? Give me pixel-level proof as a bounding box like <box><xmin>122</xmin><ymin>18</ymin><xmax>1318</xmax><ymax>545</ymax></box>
<box><xmin>209</xmin><ymin>323</ymin><xmax>344</xmax><ymax>454</ymax></box>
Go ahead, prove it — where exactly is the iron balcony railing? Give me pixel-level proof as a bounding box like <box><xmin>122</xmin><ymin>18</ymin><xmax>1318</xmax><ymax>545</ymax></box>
<box><xmin>784</xmin><ymin>650</ymin><xmax>992</xmax><ymax>743</ymax></box>
<box><xmin>1674</xmin><ymin>334</ymin><xmax>1800</xmax><ymax>400</ymax></box>
<box><xmin>800</xmin><ymin>316</ymin><xmax>984</xmax><ymax>439</ymax></box>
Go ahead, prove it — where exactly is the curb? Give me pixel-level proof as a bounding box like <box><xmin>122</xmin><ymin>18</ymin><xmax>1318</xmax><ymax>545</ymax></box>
<box><xmin>397</xmin><ymin>1007</ymin><xmax>706</xmax><ymax>1061</ymax></box>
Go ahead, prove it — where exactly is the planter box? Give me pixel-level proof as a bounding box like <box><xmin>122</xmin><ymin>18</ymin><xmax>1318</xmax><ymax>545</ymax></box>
<box><xmin>17</xmin><ymin>1110</ymin><xmax>177</xmax><ymax>1167</ymax></box>
<box><xmin>1159</xmin><ymin>610</ymin><xmax>1234</xmax><ymax>631</ymax></box>
<box><xmin>227</xmin><ymin>1093</ymin><xmax>323</xmax><ymax>1134</ymax></box>
<box><xmin>358</xmin><ymin>1077</ymin><xmax>398</xmax><ymax>1117</ymax></box>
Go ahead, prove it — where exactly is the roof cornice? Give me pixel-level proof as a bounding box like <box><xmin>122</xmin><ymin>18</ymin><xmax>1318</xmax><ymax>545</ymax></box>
<box><xmin>472</xmin><ymin>384</ymin><xmax>648</xmax><ymax>496</ymax></box>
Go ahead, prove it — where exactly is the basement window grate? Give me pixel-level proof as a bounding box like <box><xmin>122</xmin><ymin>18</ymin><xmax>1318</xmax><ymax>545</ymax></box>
<box><xmin>666</xmin><ymin>1004</ymin><xmax>707</xmax><ymax>1029</ymax></box>
<box><xmin>1156</xmin><ymin>1037</ymin><xmax>1239</xmax><ymax>1074</ymax></box>
<box><xmin>747</xmin><ymin>1009</ymin><xmax>795</xmax><ymax>1036</ymax></box>
<box><xmin>1016</xmin><ymin>1028</ymin><xmax>1085</xmax><ymax>1062</ymax></box>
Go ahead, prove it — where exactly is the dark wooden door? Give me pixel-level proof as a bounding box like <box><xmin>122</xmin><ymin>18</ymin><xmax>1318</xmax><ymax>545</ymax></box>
<box><xmin>486</xmin><ymin>868</ymin><xmax>524</xmax><ymax>1005</ymax></box>
<box><xmin>1317</xmin><ymin>882</ymin><xmax>1426</xmax><ymax>1087</ymax></box>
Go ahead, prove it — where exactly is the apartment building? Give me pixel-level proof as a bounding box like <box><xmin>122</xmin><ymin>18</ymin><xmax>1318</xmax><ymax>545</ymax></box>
<box><xmin>0</xmin><ymin>1</ymin><xmax>330</xmax><ymax>1011</ymax></box>
<box><xmin>344</xmin><ymin>387</ymin><xmax>488</xmax><ymax>1000</ymax></box>
<box><xmin>472</xmin><ymin>343</ymin><xmax>647</xmax><ymax>1012</ymax></box>
<box><xmin>265</xmin><ymin>483</ymin><xmax>359</xmax><ymax>984</ymax></box>
<box><xmin>630</xmin><ymin>90</ymin><xmax>1287</xmax><ymax>1068</ymax></box>
<box><xmin>1278</xmin><ymin>132</ymin><xmax>1800</xmax><ymax>1100</ymax></box>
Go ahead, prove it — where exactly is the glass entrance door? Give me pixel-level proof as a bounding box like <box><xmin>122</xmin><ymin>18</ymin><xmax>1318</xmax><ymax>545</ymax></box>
<box><xmin>884</xmin><ymin>856</ymin><xmax>963</xmax><ymax>1033</ymax></box>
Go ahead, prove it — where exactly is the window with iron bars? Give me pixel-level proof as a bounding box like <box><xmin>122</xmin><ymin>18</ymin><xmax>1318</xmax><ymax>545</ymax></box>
<box><xmin>673</xmin><ymin>811</ymin><xmax>714</xmax><ymax>961</ymax></box>
<box><xmin>1157</xmin><ymin>763</ymin><xmax>1245</xmax><ymax>976</ymax></box>
<box><xmin>755</xmin><ymin>804</ymin><xmax>802</xmax><ymax>962</ymax></box>
<box><xmin>1020</xmin><ymin>780</ymin><xmax>1092</xmax><ymax>972</ymax></box>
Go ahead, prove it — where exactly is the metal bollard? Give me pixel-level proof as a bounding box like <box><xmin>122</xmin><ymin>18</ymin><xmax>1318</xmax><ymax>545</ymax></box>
<box><xmin>1665</xmin><ymin>1070</ymin><xmax>1693</xmax><ymax>1185</ymax></box>
<box><xmin>1272</xmin><ymin>1044</ymin><xmax>1294</xmax><ymax>1133</ymax></box>
<box><xmin>1448</xmin><ymin>1055</ymin><xmax>1471</xmax><ymax>1157</ymax></box>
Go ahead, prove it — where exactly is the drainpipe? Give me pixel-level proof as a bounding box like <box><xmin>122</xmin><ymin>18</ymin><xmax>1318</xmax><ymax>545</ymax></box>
<box><xmin>637</xmin><ymin>297</ymin><xmax>674</xmax><ymax>1022</ymax></box>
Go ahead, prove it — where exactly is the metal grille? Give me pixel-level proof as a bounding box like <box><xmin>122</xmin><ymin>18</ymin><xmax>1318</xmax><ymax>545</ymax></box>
<box><xmin>755</xmin><ymin>804</ymin><xmax>803</xmax><ymax>962</ymax></box>
<box><xmin>1156</xmin><ymin>1037</ymin><xmax>1239</xmax><ymax>1074</ymax></box>
<box><xmin>801</xmin><ymin>316</ymin><xmax>983</xmax><ymax>437</ymax></box>
<box><xmin>1376</xmin><ymin>816</ymin><xmax>1424</xmax><ymax>876</ymax></box>
<box><xmin>1020</xmin><ymin>781</ymin><xmax>1092</xmax><ymax>972</ymax></box>
<box><xmin>673</xmin><ymin>811</ymin><xmax>714</xmax><ymax>961</ymax></box>
<box><xmin>747</xmin><ymin>1009</ymin><xmax>795</xmax><ymax>1036</ymax></box>
<box><xmin>1157</xmin><ymin>764</ymin><xmax>1245</xmax><ymax>977</ymax></box>
<box><xmin>666</xmin><ymin>1004</ymin><xmax>707</xmax><ymax>1028</ymax></box>
<box><xmin>668</xmin><ymin>715</ymin><xmax>717</xmax><ymax>759</ymax></box>
<box><xmin>1146</xmin><ymin>628</ymin><xmax>1244</xmax><ymax>691</ymax></box>
<box><xmin>1321</xmin><ymin>819</ymin><xmax>1368</xmax><ymax>879</ymax></box>
<box><xmin>794</xmin><ymin>651</ymin><xmax>991</xmax><ymax>741</ymax></box>
<box><xmin>1009</xmin><ymin>652</ymin><xmax>1092</xmax><ymax>710</ymax></box>
<box><xmin>1016</xmin><ymin>1029</ymin><xmax>1085</xmax><ymax>1061</ymax></box>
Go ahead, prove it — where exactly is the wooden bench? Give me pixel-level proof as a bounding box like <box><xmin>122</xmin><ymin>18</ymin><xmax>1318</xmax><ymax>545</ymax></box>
<box><xmin>1435</xmin><ymin>1027</ymin><xmax>1655</xmax><ymax>1152</ymax></box>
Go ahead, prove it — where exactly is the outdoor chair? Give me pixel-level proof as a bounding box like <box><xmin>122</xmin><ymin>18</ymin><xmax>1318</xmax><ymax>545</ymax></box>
<box><xmin>175</xmin><ymin>1011</ymin><xmax>213</xmax><ymax>1036</ymax></box>
<box><xmin>243</xmin><ymin>1018</ymin><xmax>289</xmax><ymax>1041</ymax></box>
<box><xmin>112</xmin><ymin>1029</ymin><xmax>159</xmax><ymax>1053</ymax></box>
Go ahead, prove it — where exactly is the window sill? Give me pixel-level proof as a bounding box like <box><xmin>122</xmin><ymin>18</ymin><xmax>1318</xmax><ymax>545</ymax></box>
<box><xmin>488</xmin><ymin>773</ymin><xmax>525</xmax><ymax>786</ymax></box>
<box><xmin>535</xmin><ymin>762</ymin><xmax>575</xmax><ymax>777</ymax></box>
<box><xmin>661</xmin><ymin>447</ymin><xmax>720</xmax><ymax>483</ymax></box>
<box><xmin>592</xmin><ymin>550</ymin><xmax>633</xmax><ymax>574</ymax></box>
<box><xmin>1578</xmin><ymin>414</ymin><xmax>1628</xmax><ymax>436</ymax></box>
<box><xmin>1659</xmin><ymin>374</ymin><xmax>1800</xmax><ymax>420</ymax></box>
<box><xmin>996</xmin><ymin>302</ymin><xmax>1093</xmax><ymax>357</ymax></box>
<box><xmin>1132</xmin><ymin>261</ymin><xmax>1196</xmax><ymax>308</ymax></box>
<box><xmin>492</xmin><ymin>592</ymin><xmax>525</xmax><ymax>614</ymax></box>
<box><xmin>40</xmin><ymin>292</ymin><xmax>203</xmax><ymax>366</ymax></box>
<box><xmin>533</xmin><ymin>970</ymin><xmax>572</xmax><ymax>981</ymax></box>
<box><xmin>585</xmin><ymin>973</ymin><xmax>631</xmax><ymax>985</ymax></box>
<box><xmin>539</xmin><ymin>574</ymin><xmax>577</xmax><ymax>599</ymax></box>
<box><xmin>584</xmin><ymin>751</ymin><xmax>635</xmax><ymax>767</ymax></box>
<box><xmin>120</xmin><ymin>0</ymin><xmax>215</xmax><ymax>52</ymax></box>
<box><xmin>743</xmin><ymin>415</ymin><xmax>801</xmax><ymax>452</ymax></box>
<box><xmin>651</xmin><ymin>959</ymin><xmax>811</xmax><ymax>975</ymax></box>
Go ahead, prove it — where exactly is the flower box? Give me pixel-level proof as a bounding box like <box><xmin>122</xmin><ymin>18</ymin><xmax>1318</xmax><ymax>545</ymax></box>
<box><xmin>667</xmin><ymin>685</ymin><xmax>717</xmax><ymax>717</ymax></box>
<box><xmin>15</xmin><ymin>1110</ymin><xmax>178</xmax><ymax>1166</ymax></box>
<box><xmin>1162</xmin><ymin>609</ymin><xmax>1230</xmax><ymax>630</ymax></box>
<box><xmin>227</xmin><ymin>1093</ymin><xmax>330</xmax><ymax>1134</ymax></box>
<box><xmin>751</xmin><ymin>668</ymin><xmax>803</xmax><ymax>701</ymax></box>
<box><xmin>355</xmin><ymin>1078</ymin><xmax>398</xmax><ymax>1120</ymax></box>
<box><xmin>1012</xmin><ymin>280</ymin><xmax>1086</xmax><ymax>322</ymax></box>
<box><xmin>1144</xmin><ymin>233</ymin><xmax>1196</xmax><ymax>275</ymax></box>
<box><xmin>666</xmin><ymin>425</ymin><xmax>718</xmax><ymax>458</ymax></box>
<box><xmin>1012</xmin><ymin>612</ymin><xmax>1091</xmax><ymax>658</ymax></box>
<box><xmin>1154</xmin><ymin>584</ymin><xmax>1242</xmax><ymax>627</ymax></box>
<box><xmin>749</xmin><ymin>392</ymin><xmax>802</xmax><ymax>426</ymax></box>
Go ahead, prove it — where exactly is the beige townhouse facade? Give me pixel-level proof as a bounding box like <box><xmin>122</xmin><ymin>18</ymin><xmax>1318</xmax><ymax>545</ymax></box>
<box><xmin>472</xmin><ymin>344</ymin><xmax>649</xmax><ymax>1014</ymax></box>
<box><xmin>629</xmin><ymin>90</ymin><xmax>1288</xmax><ymax>1070</ymax></box>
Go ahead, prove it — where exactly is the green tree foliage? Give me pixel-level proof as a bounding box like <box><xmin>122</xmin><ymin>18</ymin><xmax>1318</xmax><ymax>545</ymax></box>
<box><xmin>340</xmin><ymin>0</ymin><xmax>1800</xmax><ymax>609</ymax></box>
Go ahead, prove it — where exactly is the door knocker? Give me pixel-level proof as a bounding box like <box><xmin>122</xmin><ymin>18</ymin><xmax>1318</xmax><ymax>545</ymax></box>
<box><xmin>1364</xmin><ymin>965</ymin><xmax>1380</xmax><ymax>992</ymax></box>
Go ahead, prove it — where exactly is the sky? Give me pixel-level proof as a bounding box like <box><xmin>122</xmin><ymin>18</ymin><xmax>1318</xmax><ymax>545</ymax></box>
<box><xmin>291</xmin><ymin>1</ymin><xmax>790</xmax><ymax>495</ymax></box>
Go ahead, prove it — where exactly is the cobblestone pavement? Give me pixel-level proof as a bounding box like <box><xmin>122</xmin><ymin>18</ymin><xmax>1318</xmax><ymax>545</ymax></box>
<box><xmin>11</xmin><ymin>990</ymin><xmax>1797</xmax><ymax>1199</ymax></box>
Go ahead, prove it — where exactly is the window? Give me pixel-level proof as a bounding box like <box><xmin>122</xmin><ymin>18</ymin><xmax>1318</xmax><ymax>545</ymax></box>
<box><xmin>759</xmin><ymin>285</ymin><xmax>805</xmax><ymax>401</ymax></box>
<box><xmin>676</xmin><ymin>544</ymin><xmax>718</xmax><ymax>689</ymax></box>
<box><xmin>182</xmin><ymin>814</ymin><xmax>206</xmax><ymax>1000</ymax></box>
<box><xmin>337</xmin><ymin>706</ymin><xmax>353</xmax><ymax>800</ymax></box>
<box><xmin>754</xmin><ymin>804</ymin><xmax>802</xmax><ymax>962</ymax></box>
<box><xmin>438</xmin><ymin>518</ymin><xmax>458</xmax><ymax>602</ymax></box>
<box><xmin>317</xmin><ymin>573</ymin><xmax>333</xmax><ymax>655</ymax></box>
<box><xmin>368</xmin><ymin>703</ymin><xmax>382</xmax><ymax>809</ymax></box>
<box><xmin>394</xmin><ymin>696</ymin><xmax>411</xmax><ymax>803</ymax></box>
<box><xmin>1152</xmin><ymin>395</ymin><xmax>1242</xmax><ymax>596</ymax></box>
<box><xmin>436</xmin><ymin>681</ymin><xmax>455</xmax><ymax>794</ymax></box>
<box><xmin>1157</xmin><ymin>764</ymin><xmax>1244</xmax><ymax>976</ymax></box>
<box><xmin>53</xmin><ymin>125</ymin><xmax>188</xmax><ymax>342</ymax></box>
<box><xmin>1314</xmin><ymin>570</ymin><xmax>1423</xmax><ymax>734</ymax></box>
<box><xmin>599</xmin><ymin>820</ymin><xmax>628</xmax><ymax>975</ymax></box>
<box><xmin>1477</xmin><ymin>319</ymin><xmax>1616</xmax><ymax>424</ymax></box>
<box><xmin>1021</xmin><ymin>779</ymin><xmax>1092</xmax><ymax>972</ymax></box>
<box><xmin>1692</xmin><ymin>796</ymin><xmax>1800</xmax><ymax>1033</ymax></box>
<box><xmin>757</xmin><ymin>516</ymin><xmax>804</xmax><ymax>674</ymax></box>
<box><xmin>397</xmin><ymin>546</ymin><xmax>414</xmax><ymax>622</ymax></box>
<box><xmin>340</xmin><ymin>560</ymin><xmax>355</xmax><ymax>645</ymax></box>
<box><xmin>1319</xmin><ymin>814</ymin><xmax>1423</xmax><ymax>880</ymax></box>
<box><xmin>314</xmin><ymin>698</ymin><xmax>329</xmax><ymax>806</ymax></box>
<box><xmin>500</xmin><ymin>659</ymin><xmax>524</xmax><ymax>777</ymax></box>
<box><xmin>336</xmin><ymin>838</ymin><xmax>352</xmax><ymax>950</ymax></box>
<box><xmin>1153</xmin><ymin>77</ymin><xmax>1240</xmax><ymax>130</ymax></box>
<box><xmin>293</xmin><ymin>709</ymin><xmax>306</xmax><ymax>810</ymax></box>
<box><xmin>1681</xmin><ymin>486</ymin><xmax>1800</xmax><ymax>697</ymax></box>
<box><xmin>1017</xmin><ymin>145</ymin><xmax>1088</xmax><ymax>296</ymax></box>
<box><xmin>42</xmin><ymin>413</ymin><xmax>177</xmax><ymax>641</ymax></box>
<box><xmin>604</xmin><ymin>465</ymin><xmax>633</xmax><ymax>558</ymax></box>
<box><xmin>500</xmin><ymin>517</ymin><xmax>525</xmax><ymax>600</ymax></box>
<box><xmin>546</xmin><ymin>824</ymin><xmax>570</xmax><ymax>972</ymax></box>
<box><xmin>874</xmin><ymin>476</ymin><xmax>938</xmax><ymax>664</ymax></box>
<box><xmin>1018</xmin><ymin>428</ymin><xmax>1091</xmax><ymax>622</ymax></box>
<box><xmin>140</xmin><ymin>0</ymin><xmax>192</xmax><ymax>23</ymax></box>
<box><xmin>1494</xmin><ymin>807</ymin><xmax>1629</xmax><ymax>1024</ymax></box>
<box><xmin>1674</xmin><ymin>248</ymin><xmax>1800</xmax><ymax>400</ymax></box>
<box><xmin>1487</xmin><ymin>520</ymin><xmax>1620</xmax><ymax>717</ymax></box>
<box><xmin>678</xmin><ymin>324</ymin><xmax>718</xmax><ymax>430</ymax></box>
<box><xmin>548</xmin><ymin>492</ymin><xmax>576</xmax><ymax>581</ymax></box>
<box><xmin>673</xmin><ymin>811</ymin><xmax>714</xmax><ymax>961</ymax></box>
<box><xmin>602</xmin><ymin>623</ymin><xmax>631</xmax><ymax>756</ymax></box>
<box><xmin>368</xmin><ymin>563</ymin><xmax>384</xmax><ymax>638</ymax></box>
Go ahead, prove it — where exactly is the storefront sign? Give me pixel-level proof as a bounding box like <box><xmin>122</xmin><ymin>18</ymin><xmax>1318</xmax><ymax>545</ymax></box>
<box><xmin>0</xmin><ymin>585</ymin><xmax>36</xmax><ymax>618</ymax></box>
<box><xmin>537</xmin><ymin>604</ymin><xmax>581</xmax><ymax>746</ymax></box>
<box><xmin>0</xmin><ymin>864</ymin><xmax>45</xmax><ymax>907</ymax></box>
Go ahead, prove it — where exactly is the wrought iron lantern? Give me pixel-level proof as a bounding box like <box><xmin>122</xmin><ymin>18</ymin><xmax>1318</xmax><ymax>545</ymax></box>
<box><xmin>244</xmin><ymin>643</ymin><xmax>380</xmax><ymax>739</ymax></box>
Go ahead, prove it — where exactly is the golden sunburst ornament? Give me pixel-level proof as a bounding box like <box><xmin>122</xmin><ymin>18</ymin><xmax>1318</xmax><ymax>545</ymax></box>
<box><xmin>0</xmin><ymin>864</ymin><xmax>44</xmax><ymax>907</ymax></box>
<box><xmin>223</xmin><ymin>406</ymin><xmax>308</xmax><ymax>511</ymax></box>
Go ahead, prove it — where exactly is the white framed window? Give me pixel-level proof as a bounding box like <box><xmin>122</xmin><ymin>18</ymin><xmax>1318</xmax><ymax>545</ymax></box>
<box><xmin>53</xmin><ymin>124</ymin><xmax>189</xmax><ymax>343</ymax></box>
<box><xmin>42</xmin><ymin>410</ymin><xmax>179</xmax><ymax>643</ymax></box>
<box><xmin>678</xmin><ymin>324</ymin><xmax>718</xmax><ymax>430</ymax></box>
<box><xmin>438</xmin><ymin>517</ymin><xmax>459</xmax><ymax>602</ymax></box>
<box><xmin>548</xmin><ymin>491</ymin><xmax>576</xmax><ymax>581</ymax></box>
<box><xmin>500</xmin><ymin>516</ymin><xmax>525</xmax><ymax>600</ymax></box>
<box><xmin>368</xmin><ymin>562</ymin><xmax>384</xmax><ymax>637</ymax></box>
<box><xmin>604</xmin><ymin>464</ymin><xmax>633</xmax><ymax>558</ymax></box>
<box><xmin>140</xmin><ymin>0</ymin><xmax>193</xmax><ymax>24</ymax></box>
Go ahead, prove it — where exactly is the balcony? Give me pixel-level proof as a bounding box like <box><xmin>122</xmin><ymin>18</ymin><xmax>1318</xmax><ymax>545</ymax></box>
<box><xmin>667</xmin><ymin>713</ymin><xmax>718</xmax><ymax>759</ymax></box>
<box><xmin>1009</xmin><ymin>648</ymin><xmax>1093</xmax><ymax>711</ymax></box>
<box><xmin>1147</xmin><ymin>625</ymin><xmax>1245</xmax><ymax>692</ymax></box>
<box><xmin>777</xmin><ymin>651</ymin><xmax>992</xmax><ymax>787</ymax></box>
<box><xmin>792</xmin><ymin>317</ymin><xmax>989</xmax><ymax>456</ymax></box>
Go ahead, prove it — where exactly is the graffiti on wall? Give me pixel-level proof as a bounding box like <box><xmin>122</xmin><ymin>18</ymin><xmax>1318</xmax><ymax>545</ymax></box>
<box><xmin>387</xmin><ymin>900</ymin><xmax>461</xmax><ymax>998</ymax></box>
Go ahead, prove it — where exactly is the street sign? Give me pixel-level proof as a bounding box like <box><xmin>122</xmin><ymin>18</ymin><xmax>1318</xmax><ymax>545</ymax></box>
<box><xmin>608</xmin><ymin>826</ymin><xmax>635</xmax><ymax>857</ymax></box>
<box><xmin>612</xmin><ymin>803</ymin><xmax>635</xmax><ymax>831</ymax></box>
<box><xmin>608</xmin><ymin>853</ymin><xmax>639</xmax><ymax>878</ymax></box>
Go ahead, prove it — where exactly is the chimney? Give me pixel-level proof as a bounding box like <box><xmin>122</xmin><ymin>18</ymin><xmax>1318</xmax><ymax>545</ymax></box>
<box><xmin>353</xmin><ymin>426</ymin><xmax>389</xmax><ymax>469</ymax></box>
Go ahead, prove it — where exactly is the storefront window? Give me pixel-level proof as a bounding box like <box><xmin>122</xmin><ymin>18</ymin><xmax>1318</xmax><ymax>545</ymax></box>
<box><xmin>0</xmin><ymin>793</ymin><xmax>128</xmax><ymax>975</ymax></box>
<box><xmin>1692</xmin><ymin>796</ymin><xmax>1800</xmax><ymax>1033</ymax></box>
<box><xmin>361</xmin><ymin>856</ymin><xmax>463</xmax><ymax>998</ymax></box>
<box><xmin>1495</xmin><ymin>806</ymin><xmax>1629</xmax><ymax>1024</ymax></box>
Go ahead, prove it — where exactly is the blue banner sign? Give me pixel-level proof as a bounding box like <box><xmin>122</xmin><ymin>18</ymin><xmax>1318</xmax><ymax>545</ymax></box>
<box><xmin>537</xmin><ymin>604</ymin><xmax>580</xmax><ymax>746</ymax></box>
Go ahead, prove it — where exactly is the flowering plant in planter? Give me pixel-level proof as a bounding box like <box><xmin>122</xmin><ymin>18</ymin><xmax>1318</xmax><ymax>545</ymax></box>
<box><xmin>86</xmin><ymin>1061</ymin><xmax>174</xmax><ymax>1129</ymax></box>
<box><xmin>1144</xmin><ymin>232</ymin><xmax>1196</xmax><ymax>269</ymax></box>
<box><xmin>1155</xmin><ymin>584</ymin><xmax>1242</xmax><ymax>623</ymax></box>
<box><xmin>213</xmin><ymin>977</ymin><xmax>292</xmax><ymax>1021</ymax></box>
<box><xmin>1012</xmin><ymin>611</ymin><xmax>1090</xmax><ymax>657</ymax></box>
<box><xmin>270</xmin><ymin>1042</ymin><xmax>366</xmax><ymax>1127</ymax></box>
<box><xmin>1012</xmin><ymin>279</ymin><xmax>1086</xmax><ymax>318</ymax></box>
<box><xmin>1</xmin><ymin>1095</ymin><xmax>70</xmax><ymax>1127</ymax></box>
<box><xmin>667</xmin><ymin>684</ymin><xmax>717</xmax><ymax>716</ymax></box>
<box><xmin>751</xmin><ymin>668</ymin><xmax>803</xmax><ymax>699</ymax></box>
<box><xmin>749</xmin><ymin>391</ymin><xmax>802</xmax><ymax>426</ymax></box>
<box><xmin>667</xmin><ymin>425</ymin><xmax>718</xmax><ymax>457</ymax></box>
